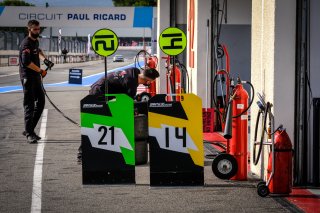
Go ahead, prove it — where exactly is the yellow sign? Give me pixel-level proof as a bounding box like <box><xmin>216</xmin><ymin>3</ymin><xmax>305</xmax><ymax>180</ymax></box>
<box><xmin>91</xmin><ymin>29</ymin><xmax>118</xmax><ymax>57</ymax></box>
<box><xmin>148</xmin><ymin>94</ymin><xmax>204</xmax><ymax>167</ymax></box>
<box><xmin>159</xmin><ymin>27</ymin><xmax>187</xmax><ymax>56</ymax></box>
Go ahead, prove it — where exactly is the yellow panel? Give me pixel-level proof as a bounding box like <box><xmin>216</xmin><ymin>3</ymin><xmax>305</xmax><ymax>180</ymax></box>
<box><xmin>148</xmin><ymin>94</ymin><xmax>203</xmax><ymax>167</ymax></box>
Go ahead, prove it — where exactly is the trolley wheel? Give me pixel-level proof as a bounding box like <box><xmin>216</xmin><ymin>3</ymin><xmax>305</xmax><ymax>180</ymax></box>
<box><xmin>257</xmin><ymin>181</ymin><xmax>266</xmax><ymax>188</ymax></box>
<box><xmin>140</xmin><ymin>93</ymin><xmax>151</xmax><ymax>102</ymax></box>
<box><xmin>135</xmin><ymin>92</ymin><xmax>151</xmax><ymax>102</ymax></box>
<box><xmin>257</xmin><ymin>184</ymin><xmax>270</xmax><ymax>197</ymax></box>
<box><xmin>211</xmin><ymin>153</ymin><xmax>238</xmax><ymax>179</ymax></box>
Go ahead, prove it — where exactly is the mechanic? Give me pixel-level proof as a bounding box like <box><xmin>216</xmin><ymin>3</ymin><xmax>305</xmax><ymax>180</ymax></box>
<box><xmin>89</xmin><ymin>66</ymin><xmax>159</xmax><ymax>98</ymax></box>
<box><xmin>19</xmin><ymin>20</ymin><xmax>54</xmax><ymax>144</ymax></box>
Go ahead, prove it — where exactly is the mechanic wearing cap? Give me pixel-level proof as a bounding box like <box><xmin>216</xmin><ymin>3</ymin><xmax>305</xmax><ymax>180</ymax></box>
<box><xmin>89</xmin><ymin>67</ymin><xmax>159</xmax><ymax>98</ymax></box>
<box><xmin>19</xmin><ymin>20</ymin><xmax>54</xmax><ymax>144</ymax></box>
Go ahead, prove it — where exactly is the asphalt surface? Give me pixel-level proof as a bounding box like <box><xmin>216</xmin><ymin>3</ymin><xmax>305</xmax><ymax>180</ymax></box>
<box><xmin>0</xmin><ymin>52</ymin><xmax>299</xmax><ymax>212</ymax></box>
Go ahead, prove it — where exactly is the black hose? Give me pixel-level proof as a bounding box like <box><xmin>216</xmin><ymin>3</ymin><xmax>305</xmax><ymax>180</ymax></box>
<box><xmin>212</xmin><ymin>69</ymin><xmax>230</xmax><ymax>120</ymax></box>
<box><xmin>232</xmin><ymin>81</ymin><xmax>255</xmax><ymax>118</ymax></box>
<box><xmin>264</xmin><ymin>124</ymin><xmax>283</xmax><ymax>136</ymax></box>
<box><xmin>134</xmin><ymin>50</ymin><xmax>145</xmax><ymax>70</ymax></box>
<box><xmin>254</xmin><ymin>110</ymin><xmax>262</xmax><ymax>142</ymax></box>
<box><xmin>176</xmin><ymin>59</ymin><xmax>189</xmax><ymax>93</ymax></box>
<box><xmin>41</xmin><ymin>66</ymin><xmax>80</xmax><ymax>127</ymax></box>
<box><xmin>135</xmin><ymin>50</ymin><xmax>147</xmax><ymax>70</ymax></box>
<box><xmin>253</xmin><ymin>110</ymin><xmax>263</xmax><ymax>165</ymax></box>
<box><xmin>253</xmin><ymin>102</ymin><xmax>270</xmax><ymax>165</ymax></box>
<box><xmin>42</xmin><ymin>84</ymin><xmax>80</xmax><ymax>127</ymax></box>
<box><xmin>217</xmin><ymin>45</ymin><xmax>225</xmax><ymax>58</ymax></box>
<box><xmin>134</xmin><ymin>50</ymin><xmax>155</xmax><ymax>70</ymax></box>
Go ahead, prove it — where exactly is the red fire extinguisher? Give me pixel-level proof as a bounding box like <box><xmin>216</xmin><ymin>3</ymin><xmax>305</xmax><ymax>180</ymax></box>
<box><xmin>167</xmin><ymin>65</ymin><xmax>182</xmax><ymax>101</ymax></box>
<box><xmin>228</xmin><ymin>82</ymin><xmax>249</xmax><ymax>180</ymax></box>
<box><xmin>134</xmin><ymin>50</ymin><xmax>159</xmax><ymax>101</ymax></box>
<box><xmin>163</xmin><ymin>56</ymin><xmax>182</xmax><ymax>101</ymax></box>
<box><xmin>146</xmin><ymin>56</ymin><xmax>158</xmax><ymax>97</ymax></box>
<box><xmin>212</xmin><ymin>78</ymin><xmax>254</xmax><ymax>180</ymax></box>
<box><xmin>267</xmin><ymin>128</ymin><xmax>292</xmax><ymax>194</ymax></box>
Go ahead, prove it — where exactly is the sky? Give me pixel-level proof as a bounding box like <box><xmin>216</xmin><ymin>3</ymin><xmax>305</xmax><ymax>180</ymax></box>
<box><xmin>24</xmin><ymin>0</ymin><xmax>114</xmax><ymax>7</ymax></box>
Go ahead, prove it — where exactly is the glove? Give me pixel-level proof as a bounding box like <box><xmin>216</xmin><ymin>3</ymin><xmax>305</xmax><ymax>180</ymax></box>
<box><xmin>44</xmin><ymin>59</ymin><xmax>54</xmax><ymax>69</ymax></box>
<box><xmin>40</xmin><ymin>69</ymin><xmax>47</xmax><ymax>78</ymax></box>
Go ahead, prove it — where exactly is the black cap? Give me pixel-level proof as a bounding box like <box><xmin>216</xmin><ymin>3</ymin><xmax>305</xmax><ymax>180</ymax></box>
<box><xmin>143</xmin><ymin>68</ymin><xmax>159</xmax><ymax>80</ymax></box>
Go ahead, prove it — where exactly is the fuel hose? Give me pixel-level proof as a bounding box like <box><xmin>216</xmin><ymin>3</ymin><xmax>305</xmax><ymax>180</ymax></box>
<box><xmin>41</xmin><ymin>66</ymin><xmax>80</xmax><ymax>127</ymax></box>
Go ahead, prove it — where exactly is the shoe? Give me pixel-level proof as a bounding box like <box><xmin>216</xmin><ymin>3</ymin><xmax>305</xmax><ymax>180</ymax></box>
<box><xmin>77</xmin><ymin>152</ymin><xmax>82</xmax><ymax>164</ymax></box>
<box><xmin>34</xmin><ymin>134</ymin><xmax>41</xmax><ymax>140</ymax></box>
<box><xmin>23</xmin><ymin>131</ymin><xmax>41</xmax><ymax>140</ymax></box>
<box><xmin>27</xmin><ymin>134</ymin><xmax>38</xmax><ymax>144</ymax></box>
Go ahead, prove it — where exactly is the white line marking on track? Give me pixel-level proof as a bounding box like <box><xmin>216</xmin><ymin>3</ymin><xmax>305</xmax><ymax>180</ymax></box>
<box><xmin>0</xmin><ymin>73</ymin><xmax>19</xmax><ymax>78</ymax></box>
<box><xmin>31</xmin><ymin>109</ymin><xmax>48</xmax><ymax>213</ymax></box>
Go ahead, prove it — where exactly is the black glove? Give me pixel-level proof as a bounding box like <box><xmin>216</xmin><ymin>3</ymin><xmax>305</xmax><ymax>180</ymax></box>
<box><xmin>44</xmin><ymin>59</ymin><xmax>54</xmax><ymax>69</ymax></box>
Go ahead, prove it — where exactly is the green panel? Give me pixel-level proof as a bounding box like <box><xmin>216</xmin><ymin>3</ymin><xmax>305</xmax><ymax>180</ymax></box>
<box><xmin>81</xmin><ymin>94</ymin><xmax>135</xmax><ymax>165</ymax></box>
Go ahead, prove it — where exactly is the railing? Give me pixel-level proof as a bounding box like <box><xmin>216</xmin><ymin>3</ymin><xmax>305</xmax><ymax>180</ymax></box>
<box><xmin>0</xmin><ymin>51</ymin><xmax>103</xmax><ymax>67</ymax></box>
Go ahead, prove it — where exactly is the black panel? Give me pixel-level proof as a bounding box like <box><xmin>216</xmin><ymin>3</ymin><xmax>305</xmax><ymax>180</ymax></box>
<box><xmin>81</xmin><ymin>135</ymin><xmax>135</xmax><ymax>184</ymax></box>
<box><xmin>294</xmin><ymin>0</ymin><xmax>309</xmax><ymax>186</ymax></box>
<box><xmin>81</xmin><ymin>95</ymin><xmax>112</xmax><ymax>116</ymax></box>
<box><xmin>69</xmin><ymin>68</ymin><xmax>82</xmax><ymax>84</ymax></box>
<box><xmin>149</xmin><ymin>136</ymin><xmax>204</xmax><ymax>186</ymax></box>
<box><xmin>313</xmin><ymin>98</ymin><xmax>320</xmax><ymax>186</ymax></box>
<box><xmin>134</xmin><ymin>101</ymin><xmax>148</xmax><ymax>115</ymax></box>
<box><xmin>148</xmin><ymin>94</ymin><xmax>188</xmax><ymax>120</ymax></box>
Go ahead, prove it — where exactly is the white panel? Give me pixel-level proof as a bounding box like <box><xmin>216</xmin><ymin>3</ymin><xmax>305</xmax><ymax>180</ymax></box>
<box><xmin>0</xmin><ymin>6</ymin><xmax>139</xmax><ymax>28</ymax></box>
<box><xmin>194</xmin><ymin>0</ymin><xmax>211</xmax><ymax>107</ymax></box>
<box><xmin>310</xmin><ymin>0</ymin><xmax>320</xmax><ymax>98</ymax></box>
<box><xmin>274</xmin><ymin>0</ymin><xmax>296</xmax><ymax>142</ymax></box>
<box><xmin>176</xmin><ymin>0</ymin><xmax>187</xmax><ymax>24</ymax></box>
<box><xmin>225</xmin><ymin>0</ymin><xmax>251</xmax><ymax>25</ymax></box>
<box><xmin>42</xmin><ymin>27</ymin><xmax>152</xmax><ymax>37</ymax></box>
<box><xmin>157</xmin><ymin>0</ymin><xmax>171</xmax><ymax>94</ymax></box>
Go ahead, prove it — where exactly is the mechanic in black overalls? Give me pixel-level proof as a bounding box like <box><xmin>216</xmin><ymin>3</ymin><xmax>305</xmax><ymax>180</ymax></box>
<box><xmin>77</xmin><ymin>67</ymin><xmax>160</xmax><ymax>161</ymax></box>
<box><xmin>89</xmin><ymin>67</ymin><xmax>159</xmax><ymax>98</ymax></box>
<box><xmin>19</xmin><ymin>20</ymin><xmax>54</xmax><ymax>144</ymax></box>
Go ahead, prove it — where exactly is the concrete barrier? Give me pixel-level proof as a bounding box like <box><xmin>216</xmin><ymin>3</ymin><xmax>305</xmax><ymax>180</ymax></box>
<box><xmin>0</xmin><ymin>50</ymin><xmax>102</xmax><ymax>66</ymax></box>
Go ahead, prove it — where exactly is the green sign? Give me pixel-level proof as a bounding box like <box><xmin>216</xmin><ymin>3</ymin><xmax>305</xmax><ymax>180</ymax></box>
<box><xmin>81</xmin><ymin>94</ymin><xmax>135</xmax><ymax>184</ymax></box>
<box><xmin>91</xmin><ymin>29</ymin><xmax>119</xmax><ymax>57</ymax></box>
<box><xmin>81</xmin><ymin>94</ymin><xmax>135</xmax><ymax>165</ymax></box>
<box><xmin>159</xmin><ymin>27</ymin><xmax>187</xmax><ymax>56</ymax></box>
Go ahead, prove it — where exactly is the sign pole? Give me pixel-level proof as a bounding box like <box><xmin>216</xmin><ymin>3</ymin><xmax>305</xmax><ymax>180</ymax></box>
<box><xmin>104</xmin><ymin>56</ymin><xmax>108</xmax><ymax>102</ymax></box>
<box><xmin>172</xmin><ymin>55</ymin><xmax>176</xmax><ymax>101</ymax></box>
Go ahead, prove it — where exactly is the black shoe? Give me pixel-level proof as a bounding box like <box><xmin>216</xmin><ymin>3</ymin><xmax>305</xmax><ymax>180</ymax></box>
<box><xmin>23</xmin><ymin>131</ymin><xmax>41</xmax><ymax>140</ymax></box>
<box><xmin>77</xmin><ymin>152</ymin><xmax>82</xmax><ymax>164</ymax></box>
<box><xmin>34</xmin><ymin>134</ymin><xmax>41</xmax><ymax>140</ymax></box>
<box><xmin>27</xmin><ymin>134</ymin><xmax>38</xmax><ymax>144</ymax></box>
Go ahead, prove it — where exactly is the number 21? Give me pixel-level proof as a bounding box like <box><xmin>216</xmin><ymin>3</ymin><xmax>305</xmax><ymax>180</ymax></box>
<box><xmin>98</xmin><ymin>126</ymin><xmax>115</xmax><ymax>145</ymax></box>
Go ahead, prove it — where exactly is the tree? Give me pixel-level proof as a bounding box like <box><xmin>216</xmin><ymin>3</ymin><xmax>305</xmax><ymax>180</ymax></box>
<box><xmin>112</xmin><ymin>0</ymin><xmax>157</xmax><ymax>7</ymax></box>
<box><xmin>0</xmin><ymin>0</ymin><xmax>36</xmax><ymax>35</ymax></box>
<box><xmin>0</xmin><ymin>0</ymin><xmax>34</xmax><ymax>6</ymax></box>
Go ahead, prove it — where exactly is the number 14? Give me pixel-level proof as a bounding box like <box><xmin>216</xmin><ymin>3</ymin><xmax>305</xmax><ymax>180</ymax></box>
<box><xmin>165</xmin><ymin>127</ymin><xmax>186</xmax><ymax>147</ymax></box>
